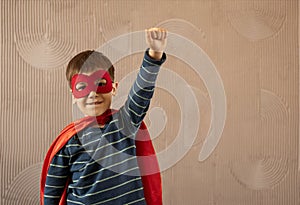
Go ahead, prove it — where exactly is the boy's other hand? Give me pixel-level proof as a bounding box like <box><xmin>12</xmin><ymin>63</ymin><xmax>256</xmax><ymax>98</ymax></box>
<box><xmin>145</xmin><ymin>28</ymin><xmax>167</xmax><ymax>60</ymax></box>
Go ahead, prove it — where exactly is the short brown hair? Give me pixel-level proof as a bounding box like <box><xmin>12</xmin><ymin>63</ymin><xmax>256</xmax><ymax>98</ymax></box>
<box><xmin>66</xmin><ymin>50</ymin><xmax>115</xmax><ymax>88</ymax></box>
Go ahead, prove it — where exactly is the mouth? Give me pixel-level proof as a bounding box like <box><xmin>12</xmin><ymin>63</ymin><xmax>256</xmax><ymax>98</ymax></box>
<box><xmin>86</xmin><ymin>101</ymin><xmax>103</xmax><ymax>105</ymax></box>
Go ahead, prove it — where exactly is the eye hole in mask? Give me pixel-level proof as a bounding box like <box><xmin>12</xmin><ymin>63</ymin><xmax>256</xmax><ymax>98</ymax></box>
<box><xmin>75</xmin><ymin>82</ymin><xmax>88</xmax><ymax>91</ymax></box>
<box><xmin>95</xmin><ymin>78</ymin><xmax>107</xmax><ymax>87</ymax></box>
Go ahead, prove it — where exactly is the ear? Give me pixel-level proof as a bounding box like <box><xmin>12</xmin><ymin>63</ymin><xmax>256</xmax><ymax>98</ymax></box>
<box><xmin>111</xmin><ymin>82</ymin><xmax>119</xmax><ymax>96</ymax></box>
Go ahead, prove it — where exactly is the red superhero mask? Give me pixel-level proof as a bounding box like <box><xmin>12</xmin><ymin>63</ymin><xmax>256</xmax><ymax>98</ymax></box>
<box><xmin>71</xmin><ymin>70</ymin><xmax>113</xmax><ymax>98</ymax></box>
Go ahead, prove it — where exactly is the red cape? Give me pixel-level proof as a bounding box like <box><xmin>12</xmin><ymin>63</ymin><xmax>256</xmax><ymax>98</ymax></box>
<box><xmin>40</xmin><ymin>110</ymin><xmax>162</xmax><ymax>205</ymax></box>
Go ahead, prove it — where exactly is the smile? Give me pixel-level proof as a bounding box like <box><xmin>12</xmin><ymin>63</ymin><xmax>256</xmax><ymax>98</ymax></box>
<box><xmin>86</xmin><ymin>101</ymin><xmax>102</xmax><ymax>105</ymax></box>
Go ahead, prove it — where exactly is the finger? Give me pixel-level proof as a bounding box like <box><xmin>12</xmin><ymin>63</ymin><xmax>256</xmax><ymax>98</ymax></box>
<box><xmin>157</xmin><ymin>30</ymin><xmax>162</xmax><ymax>39</ymax></box>
<box><xmin>161</xmin><ymin>30</ymin><xmax>167</xmax><ymax>40</ymax></box>
<box><xmin>151</xmin><ymin>30</ymin><xmax>157</xmax><ymax>39</ymax></box>
<box><xmin>145</xmin><ymin>29</ymin><xmax>151</xmax><ymax>40</ymax></box>
<box><xmin>157</xmin><ymin>28</ymin><xmax>167</xmax><ymax>39</ymax></box>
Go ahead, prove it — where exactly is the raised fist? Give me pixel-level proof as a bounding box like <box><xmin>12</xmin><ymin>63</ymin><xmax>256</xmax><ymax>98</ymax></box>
<box><xmin>145</xmin><ymin>28</ymin><xmax>167</xmax><ymax>53</ymax></box>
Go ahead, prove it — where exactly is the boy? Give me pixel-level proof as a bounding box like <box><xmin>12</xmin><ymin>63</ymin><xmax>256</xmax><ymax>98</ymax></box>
<box><xmin>40</xmin><ymin>28</ymin><xmax>167</xmax><ymax>205</ymax></box>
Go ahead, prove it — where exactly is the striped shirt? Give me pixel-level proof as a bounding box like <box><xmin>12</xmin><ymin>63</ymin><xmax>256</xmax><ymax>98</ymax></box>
<box><xmin>44</xmin><ymin>50</ymin><xmax>166</xmax><ymax>205</ymax></box>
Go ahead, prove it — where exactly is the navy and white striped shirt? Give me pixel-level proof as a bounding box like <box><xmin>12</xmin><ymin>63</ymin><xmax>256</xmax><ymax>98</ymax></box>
<box><xmin>44</xmin><ymin>50</ymin><xmax>166</xmax><ymax>205</ymax></box>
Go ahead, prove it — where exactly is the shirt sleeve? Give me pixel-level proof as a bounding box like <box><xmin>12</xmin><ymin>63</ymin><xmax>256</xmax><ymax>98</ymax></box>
<box><xmin>44</xmin><ymin>146</ymin><xmax>70</xmax><ymax>205</ymax></box>
<box><xmin>121</xmin><ymin>49</ymin><xmax>166</xmax><ymax>129</ymax></box>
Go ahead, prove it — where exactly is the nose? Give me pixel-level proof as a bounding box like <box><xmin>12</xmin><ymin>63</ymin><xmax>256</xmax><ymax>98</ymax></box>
<box><xmin>87</xmin><ymin>91</ymin><xmax>99</xmax><ymax>98</ymax></box>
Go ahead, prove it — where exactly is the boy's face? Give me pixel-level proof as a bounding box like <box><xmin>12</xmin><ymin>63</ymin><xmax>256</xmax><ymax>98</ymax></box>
<box><xmin>71</xmin><ymin>69</ymin><xmax>118</xmax><ymax>117</ymax></box>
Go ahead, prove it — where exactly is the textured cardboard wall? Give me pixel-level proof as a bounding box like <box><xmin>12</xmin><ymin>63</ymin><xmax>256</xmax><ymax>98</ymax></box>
<box><xmin>1</xmin><ymin>0</ymin><xmax>299</xmax><ymax>204</ymax></box>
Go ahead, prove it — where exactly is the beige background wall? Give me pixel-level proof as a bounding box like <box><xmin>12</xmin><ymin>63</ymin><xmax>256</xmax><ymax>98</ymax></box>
<box><xmin>1</xmin><ymin>0</ymin><xmax>299</xmax><ymax>204</ymax></box>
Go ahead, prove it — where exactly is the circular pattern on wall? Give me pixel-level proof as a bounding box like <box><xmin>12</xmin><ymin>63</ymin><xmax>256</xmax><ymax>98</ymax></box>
<box><xmin>94</xmin><ymin>28</ymin><xmax>226</xmax><ymax>169</ymax></box>
<box><xmin>229</xmin><ymin>157</ymin><xmax>289</xmax><ymax>190</ymax></box>
<box><xmin>156</xmin><ymin>18</ymin><xmax>207</xmax><ymax>47</ymax></box>
<box><xmin>225</xmin><ymin>0</ymin><xmax>286</xmax><ymax>41</ymax></box>
<box><xmin>14</xmin><ymin>1</ymin><xmax>75</xmax><ymax>70</ymax></box>
<box><xmin>259</xmin><ymin>89</ymin><xmax>289</xmax><ymax>123</ymax></box>
<box><xmin>229</xmin><ymin>89</ymin><xmax>290</xmax><ymax>190</ymax></box>
<box><xmin>4</xmin><ymin>163</ymin><xmax>41</xmax><ymax>204</ymax></box>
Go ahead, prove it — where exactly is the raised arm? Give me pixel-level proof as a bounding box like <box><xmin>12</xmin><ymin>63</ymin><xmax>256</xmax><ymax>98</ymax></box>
<box><xmin>120</xmin><ymin>28</ymin><xmax>167</xmax><ymax>129</ymax></box>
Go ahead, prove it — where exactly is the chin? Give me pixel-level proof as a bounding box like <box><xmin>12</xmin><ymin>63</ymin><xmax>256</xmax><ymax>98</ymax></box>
<box><xmin>85</xmin><ymin>110</ymin><xmax>106</xmax><ymax>117</ymax></box>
